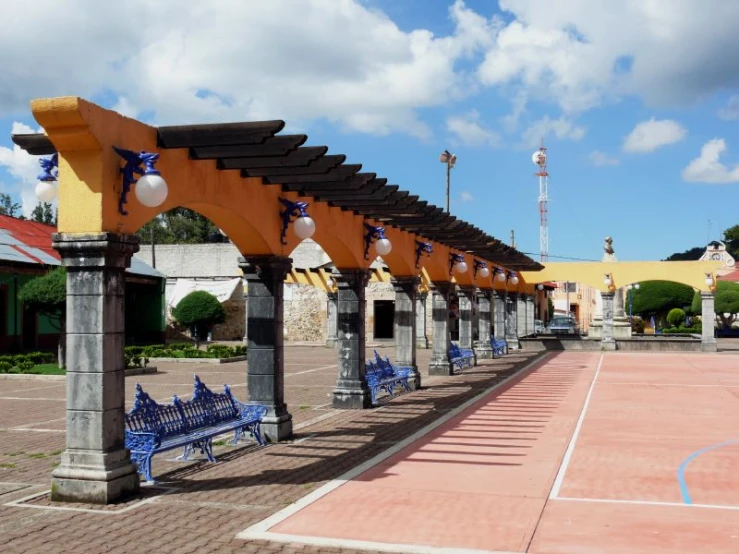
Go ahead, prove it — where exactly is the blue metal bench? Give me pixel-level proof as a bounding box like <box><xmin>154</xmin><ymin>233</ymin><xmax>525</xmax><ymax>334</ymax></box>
<box><xmin>448</xmin><ymin>342</ymin><xmax>475</xmax><ymax>370</ymax></box>
<box><xmin>365</xmin><ymin>351</ymin><xmax>412</xmax><ymax>404</ymax></box>
<box><xmin>490</xmin><ymin>336</ymin><xmax>508</xmax><ymax>358</ymax></box>
<box><xmin>125</xmin><ymin>375</ymin><xmax>267</xmax><ymax>483</ymax></box>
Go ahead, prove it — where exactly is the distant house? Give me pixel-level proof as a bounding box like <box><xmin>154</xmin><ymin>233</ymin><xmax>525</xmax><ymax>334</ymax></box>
<box><xmin>0</xmin><ymin>215</ymin><xmax>166</xmax><ymax>353</ymax></box>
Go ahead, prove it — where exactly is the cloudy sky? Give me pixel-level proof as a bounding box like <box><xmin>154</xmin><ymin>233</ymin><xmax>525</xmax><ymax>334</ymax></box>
<box><xmin>1</xmin><ymin>0</ymin><xmax>738</xmax><ymax>261</ymax></box>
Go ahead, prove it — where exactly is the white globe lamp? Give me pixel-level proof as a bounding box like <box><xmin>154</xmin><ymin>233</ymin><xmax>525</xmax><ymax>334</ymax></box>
<box><xmin>375</xmin><ymin>238</ymin><xmax>392</xmax><ymax>256</ymax></box>
<box><xmin>35</xmin><ymin>181</ymin><xmax>57</xmax><ymax>203</ymax></box>
<box><xmin>496</xmin><ymin>271</ymin><xmax>506</xmax><ymax>282</ymax></box>
<box><xmin>455</xmin><ymin>260</ymin><xmax>468</xmax><ymax>274</ymax></box>
<box><xmin>293</xmin><ymin>215</ymin><xmax>316</xmax><ymax>240</ymax></box>
<box><xmin>479</xmin><ymin>266</ymin><xmax>490</xmax><ymax>278</ymax></box>
<box><xmin>510</xmin><ymin>275</ymin><xmax>519</xmax><ymax>286</ymax></box>
<box><xmin>135</xmin><ymin>173</ymin><xmax>169</xmax><ymax>208</ymax></box>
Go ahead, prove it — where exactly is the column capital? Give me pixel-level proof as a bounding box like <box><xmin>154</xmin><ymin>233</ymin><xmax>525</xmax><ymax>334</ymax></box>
<box><xmin>701</xmin><ymin>291</ymin><xmax>715</xmax><ymax>298</ymax></box>
<box><xmin>391</xmin><ymin>275</ymin><xmax>421</xmax><ymax>293</ymax></box>
<box><xmin>456</xmin><ymin>285</ymin><xmax>476</xmax><ymax>296</ymax></box>
<box><xmin>333</xmin><ymin>268</ymin><xmax>371</xmax><ymax>289</ymax></box>
<box><xmin>430</xmin><ymin>281</ymin><xmax>455</xmax><ymax>296</ymax></box>
<box><xmin>238</xmin><ymin>255</ymin><xmax>292</xmax><ymax>280</ymax></box>
<box><xmin>52</xmin><ymin>232</ymin><xmax>139</xmax><ymax>268</ymax></box>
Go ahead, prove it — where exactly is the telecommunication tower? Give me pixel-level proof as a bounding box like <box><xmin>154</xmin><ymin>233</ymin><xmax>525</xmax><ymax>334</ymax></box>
<box><xmin>532</xmin><ymin>142</ymin><xmax>548</xmax><ymax>262</ymax></box>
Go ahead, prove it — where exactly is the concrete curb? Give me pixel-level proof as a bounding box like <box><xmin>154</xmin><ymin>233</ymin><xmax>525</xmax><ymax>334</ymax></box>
<box><xmin>148</xmin><ymin>355</ymin><xmax>246</xmax><ymax>364</ymax></box>
<box><xmin>0</xmin><ymin>366</ymin><xmax>159</xmax><ymax>380</ymax></box>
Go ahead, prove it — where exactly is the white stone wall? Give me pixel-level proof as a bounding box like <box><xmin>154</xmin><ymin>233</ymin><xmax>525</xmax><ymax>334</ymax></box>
<box><xmin>284</xmin><ymin>284</ymin><xmax>326</xmax><ymax>342</ymax></box>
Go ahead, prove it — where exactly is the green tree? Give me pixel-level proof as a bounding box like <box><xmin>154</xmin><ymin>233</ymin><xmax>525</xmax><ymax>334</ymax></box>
<box><xmin>691</xmin><ymin>281</ymin><xmax>739</xmax><ymax>329</ymax></box>
<box><xmin>18</xmin><ymin>268</ymin><xmax>67</xmax><ymax>368</ymax></box>
<box><xmin>30</xmin><ymin>202</ymin><xmax>57</xmax><ymax>225</ymax></box>
<box><xmin>723</xmin><ymin>224</ymin><xmax>739</xmax><ymax>259</ymax></box>
<box><xmin>136</xmin><ymin>209</ymin><xmax>223</xmax><ymax>245</ymax></box>
<box><xmin>666</xmin><ymin>308</ymin><xmax>686</xmax><ymax>328</ymax></box>
<box><xmin>631</xmin><ymin>281</ymin><xmax>696</xmax><ymax>321</ymax></box>
<box><xmin>171</xmin><ymin>291</ymin><xmax>225</xmax><ymax>347</ymax></box>
<box><xmin>0</xmin><ymin>193</ymin><xmax>22</xmax><ymax>217</ymax></box>
<box><xmin>663</xmin><ymin>246</ymin><xmax>705</xmax><ymax>261</ymax></box>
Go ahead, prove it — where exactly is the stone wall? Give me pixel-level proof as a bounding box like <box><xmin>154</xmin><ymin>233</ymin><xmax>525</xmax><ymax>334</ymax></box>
<box><xmin>284</xmin><ymin>284</ymin><xmax>326</xmax><ymax>342</ymax></box>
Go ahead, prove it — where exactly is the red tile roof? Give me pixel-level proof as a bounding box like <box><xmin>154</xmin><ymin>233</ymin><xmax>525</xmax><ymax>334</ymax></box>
<box><xmin>0</xmin><ymin>214</ymin><xmax>60</xmax><ymax>264</ymax></box>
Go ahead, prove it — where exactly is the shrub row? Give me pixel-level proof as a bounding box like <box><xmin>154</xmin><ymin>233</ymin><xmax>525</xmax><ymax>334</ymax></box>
<box><xmin>0</xmin><ymin>352</ymin><xmax>56</xmax><ymax>373</ymax></box>
<box><xmin>661</xmin><ymin>325</ymin><xmax>703</xmax><ymax>334</ymax></box>
<box><xmin>124</xmin><ymin>343</ymin><xmax>246</xmax><ymax>366</ymax></box>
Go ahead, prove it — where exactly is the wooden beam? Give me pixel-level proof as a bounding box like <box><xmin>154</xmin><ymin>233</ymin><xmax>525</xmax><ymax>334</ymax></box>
<box><xmin>10</xmin><ymin>133</ymin><xmax>56</xmax><ymax>155</ymax></box>
<box><xmin>265</xmin><ymin>165</ymin><xmax>362</xmax><ymax>184</ymax></box>
<box><xmin>157</xmin><ymin>120</ymin><xmax>285</xmax><ymax>148</ymax></box>
<box><xmin>243</xmin><ymin>153</ymin><xmax>342</xmax><ymax>177</ymax></box>
<box><xmin>196</xmin><ymin>135</ymin><xmax>307</xmax><ymax>160</ymax></box>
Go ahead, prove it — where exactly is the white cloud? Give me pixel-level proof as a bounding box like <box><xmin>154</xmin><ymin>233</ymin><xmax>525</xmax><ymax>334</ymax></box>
<box><xmin>460</xmin><ymin>191</ymin><xmax>474</xmax><ymax>202</ymax></box>
<box><xmin>521</xmin><ymin>115</ymin><xmax>585</xmax><ymax>147</ymax></box>
<box><xmin>623</xmin><ymin>118</ymin><xmax>686</xmax><ymax>153</ymax></box>
<box><xmin>446</xmin><ymin>110</ymin><xmax>500</xmax><ymax>147</ymax></box>
<box><xmin>589</xmin><ymin>151</ymin><xmax>619</xmax><ymax>167</ymax></box>
<box><xmin>718</xmin><ymin>95</ymin><xmax>739</xmax><ymax>120</ymax></box>
<box><xmin>478</xmin><ymin>1</ymin><xmax>739</xmax><ymax>114</ymax></box>
<box><xmin>0</xmin><ymin>0</ymin><xmax>499</xmax><ymax>139</ymax></box>
<box><xmin>0</xmin><ymin>122</ymin><xmax>45</xmax><ymax>216</ymax></box>
<box><xmin>681</xmin><ymin>138</ymin><xmax>739</xmax><ymax>183</ymax></box>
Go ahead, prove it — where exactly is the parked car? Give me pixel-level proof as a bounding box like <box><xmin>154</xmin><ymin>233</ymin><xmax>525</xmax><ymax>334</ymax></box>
<box><xmin>547</xmin><ymin>316</ymin><xmax>580</xmax><ymax>335</ymax></box>
<box><xmin>534</xmin><ymin>319</ymin><xmax>545</xmax><ymax>334</ymax></box>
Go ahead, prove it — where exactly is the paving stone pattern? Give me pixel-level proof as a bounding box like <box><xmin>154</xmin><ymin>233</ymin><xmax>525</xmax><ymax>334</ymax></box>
<box><xmin>0</xmin><ymin>345</ymin><xmax>540</xmax><ymax>553</ymax></box>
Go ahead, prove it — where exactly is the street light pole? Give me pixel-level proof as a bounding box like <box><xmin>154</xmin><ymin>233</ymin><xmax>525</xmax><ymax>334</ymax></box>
<box><xmin>439</xmin><ymin>150</ymin><xmax>457</xmax><ymax>213</ymax></box>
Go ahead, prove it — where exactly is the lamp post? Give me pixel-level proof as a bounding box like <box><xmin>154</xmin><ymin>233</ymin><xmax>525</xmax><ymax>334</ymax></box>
<box><xmin>439</xmin><ymin>150</ymin><xmax>457</xmax><ymax>213</ymax></box>
<box><xmin>628</xmin><ymin>283</ymin><xmax>639</xmax><ymax>323</ymax></box>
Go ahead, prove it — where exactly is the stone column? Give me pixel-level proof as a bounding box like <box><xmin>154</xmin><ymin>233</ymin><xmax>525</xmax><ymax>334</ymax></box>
<box><xmin>526</xmin><ymin>295</ymin><xmax>535</xmax><ymax>335</ymax></box>
<box><xmin>458</xmin><ymin>287</ymin><xmax>474</xmax><ymax>350</ymax></box>
<box><xmin>392</xmin><ymin>276</ymin><xmax>420</xmax><ymax>389</ymax></box>
<box><xmin>326</xmin><ymin>292</ymin><xmax>338</xmax><ymax>348</ymax></box>
<box><xmin>332</xmin><ymin>269</ymin><xmax>372</xmax><ymax>409</ymax></box>
<box><xmin>475</xmin><ymin>290</ymin><xmax>493</xmax><ymax>359</ymax></box>
<box><xmin>506</xmin><ymin>292</ymin><xmax>520</xmax><ymax>349</ymax></box>
<box><xmin>51</xmin><ymin>233</ymin><xmax>140</xmax><ymax>504</ymax></box>
<box><xmin>242</xmin><ymin>282</ymin><xmax>248</xmax><ymax>345</ymax></box>
<box><xmin>429</xmin><ymin>282</ymin><xmax>454</xmax><ymax>375</ymax></box>
<box><xmin>239</xmin><ymin>255</ymin><xmax>293</xmax><ymax>441</ymax></box>
<box><xmin>701</xmin><ymin>292</ymin><xmax>717</xmax><ymax>352</ymax></box>
<box><xmin>416</xmin><ymin>292</ymin><xmax>429</xmax><ymax>348</ymax></box>
<box><xmin>516</xmin><ymin>294</ymin><xmax>527</xmax><ymax>338</ymax></box>
<box><xmin>601</xmin><ymin>291</ymin><xmax>616</xmax><ymax>351</ymax></box>
<box><xmin>493</xmin><ymin>290</ymin><xmax>506</xmax><ymax>342</ymax></box>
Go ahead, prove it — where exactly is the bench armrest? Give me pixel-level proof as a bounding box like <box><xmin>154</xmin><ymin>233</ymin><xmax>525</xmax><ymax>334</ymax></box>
<box><xmin>232</xmin><ymin>400</ymin><xmax>268</xmax><ymax>422</ymax></box>
<box><xmin>125</xmin><ymin>429</ymin><xmax>161</xmax><ymax>452</ymax></box>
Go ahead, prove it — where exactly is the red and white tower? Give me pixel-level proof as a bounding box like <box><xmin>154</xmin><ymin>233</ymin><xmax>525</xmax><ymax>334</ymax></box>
<box><xmin>532</xmin><ymin>142</ymin><xmax>548</xmax><ymax>262</ymax></box>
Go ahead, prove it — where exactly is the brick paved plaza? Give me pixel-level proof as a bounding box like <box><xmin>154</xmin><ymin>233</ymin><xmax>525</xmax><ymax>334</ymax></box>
<box><xmin>0</xmin><ymin>345</ymin><xmax>540</xmax><ymax>553</ymax></box>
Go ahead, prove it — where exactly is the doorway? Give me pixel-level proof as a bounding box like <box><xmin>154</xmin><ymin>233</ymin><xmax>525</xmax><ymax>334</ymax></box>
<box><xmin>373</xmin><ymin>300</ymin><xmax>394</xmax><ymax>339</ymax></box>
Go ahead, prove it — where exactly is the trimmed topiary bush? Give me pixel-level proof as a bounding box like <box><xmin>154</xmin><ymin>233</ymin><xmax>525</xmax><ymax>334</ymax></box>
<box><xmin>667</xmin><ymin>308</ymin><xmax>686</xmax><ymax>328</ymax></box>
<box><xmin>18</xmin><ymin>267</ymin><xmax>66</xmax><ymax>368</ymax></box>
<box><xmin>172</xmin><ymin>291</ymin><xmax>226</xmax><ymax>348</ymax></box>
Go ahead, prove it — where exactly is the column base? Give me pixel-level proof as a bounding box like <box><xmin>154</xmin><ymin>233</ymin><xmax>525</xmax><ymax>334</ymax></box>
<box><xmin>416</xmin><ymin>338</ymin><xmax>430</xmax><ymax>349</ymax></box>
<box><xmin>601</xmin><ymin>339</ymin><xmax>617</xmax><ymax>351</ymax></box>
<box><xmin>506</xmin><ymin>339</ymin><xmax>521</xmax><ymax>350</ymax></box>
<box><xmin>51</xmin><ymin>450</ymin><xmax>140</xmax><ymax>504</ymax></box>
<box><xmin>332</xmin><ymin>385</ymin><xmax>372</xmax><ymax>409</ymax></box>
<box><xmin>474</xmin><ymin>345</ymin><xmax>493</xmax><ymax>360</ymax></box>
<box><xmin>701</xmin><ymin>339</ymin><xmax>717</xmax><ymax>352</ymax></box>
<box><xmin>259</xmin><ymin>412</ymin><xmax>293</xmax><ymax>442</ymax></box>
<box><xmin>429</xmin><ymin>360</ymin><xmax>454</xmax><ymax>376</ymax></box>
<box><xmin>404</xmin><ymin>366</ymin><xmax>421</xmax><ymax>390</ymax></box>
<box><xmin>325</xmin><ymin>338</ymin><xmax>338</xmax><ymax>348</ymax></box>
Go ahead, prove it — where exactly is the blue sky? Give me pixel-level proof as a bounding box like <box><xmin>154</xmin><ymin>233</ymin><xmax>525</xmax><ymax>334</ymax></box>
<box><xmin>1</xmin><ymin>0</ymin><xmax>738</xmax><ymax>263</ymax></box>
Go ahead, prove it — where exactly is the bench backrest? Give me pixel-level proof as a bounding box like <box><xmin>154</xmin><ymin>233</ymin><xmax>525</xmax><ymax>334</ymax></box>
<box><xmin>449</xmin><ymin>343</ymin><xmax>462</xmax><ymax>356</ymax></box>
<box><xmin>126</xmin><ymin>384</ymin><xmax>190</xmax><ymax>438</ymax></box>
<box><xmin>126</xmin><ymin>376</ymin><xmax>243</xmax><ymax>439</ymax></box>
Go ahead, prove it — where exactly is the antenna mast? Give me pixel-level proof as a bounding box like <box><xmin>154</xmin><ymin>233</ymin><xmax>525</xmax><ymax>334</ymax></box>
<box><xmin>532</xmin><ymin>140</ymin><xmax>549</xmax><ymax>262</ymax></box>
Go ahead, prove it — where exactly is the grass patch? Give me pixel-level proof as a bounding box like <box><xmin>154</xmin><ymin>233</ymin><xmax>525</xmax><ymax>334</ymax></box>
<box><xmin>8</xmin><ymin>451</ymin><xmax>24</xmax><ymax>457</ymax></box>
<box><xmin>27</xmin><ymin>453</ymin><xmax>46</xmax><ymax>459</ymax></box>
<box><xmin>0</xmin><ymin>463</ymin><xmax>16</xmax><ymax>469</ymax></box>
<box><xmin>299</xmin><ymin>405</ymin><xmax>311</xmax><ymax>410</ymax></box>
<box><xmin>50</xmin><ymin>450</ymin><xmax>63</xmax><ymax>456</ymax></box>
<box><xmin>27</xmin><ymin>364</ymin><xmax>64</xmax><ymax>375</ymax></box>
<box><xmin>212</xmin><ymin>440</ymin><xmax>227</xmax><ymax>447</ymax></box>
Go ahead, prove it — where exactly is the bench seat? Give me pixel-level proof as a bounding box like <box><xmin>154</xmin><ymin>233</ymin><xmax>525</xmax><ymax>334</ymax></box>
<box><xmin>448</xmin><ymin>342</ymin><xmax>475</xmax><ymax>370</ymax></box>
<box><xmin>365</xmin><ymin>351</ymin><xmax>412</xmax><ymax>404</ymax></box>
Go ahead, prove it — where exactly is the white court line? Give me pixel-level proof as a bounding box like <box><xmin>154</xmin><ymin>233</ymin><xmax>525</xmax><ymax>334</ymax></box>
<box><xmin>236</xmin><ymin>352</ymin><xmax>551</xmax><ymax>544</ymax></box>
<box><xmin>600</xmin><ymin>382</ymin><xmax>739</xmax><ymax>388</ymax></box>
<box><xmin>287</xmin><ymin>364</ymin><xmax>337</xmax><ymax>376</ymax></box>
<box><xmin>555</xmin><ymin>495</ymin><xmax>739</xmax><ymax>511</ymax></box>
<box><xmin>237</xmin><ymin>532</ymin><xmax>519</xmax><ymax>554</ymax></box>
<box><xmin>548</xmin><ymin>353</ymin><xmax>604</xmax><ymax>499</ymax></box>
<box><xmin>1</xmin><ymin>428</ymin><xmax>64</xmax><ymax>434</ymax></box>
<box><xmin>0</xmin><ymin>397</ymin><xmax>65</xmax><ymax>401</ymax></box>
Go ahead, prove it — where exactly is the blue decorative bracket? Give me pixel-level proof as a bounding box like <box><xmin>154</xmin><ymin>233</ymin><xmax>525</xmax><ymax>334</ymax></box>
<box><xmin>279</xmin><ymin>197</ymin><xmax>310</xmax><ymax>245</ymax></box>
<box><xmin>449</xmin><ymin>253</ymin><xmax>465</xmax><ymax>276</ymax></box>
<box><xmin>113</xmin><ymin>147</ymin><xmax>161</xmax><ymax>215</ymax></box>
<box><xmin>473</xmin><ymin>259</ymin><xmax>488</xmax><ymax>279</ymax></box>
<box><xmin>414</xmin><ymin>240</ymin><xmax>433</xmax><ymax>269</ymax></box>
<box><xmin>363</xmin><ymin>224</ymin><xmax>387</xmax><ymax>260</ymax></box>
<box><xmin>37</xmin><ymin>153</ymin><xmax>58</xmax><ymax>183</ymax></box>
<box><xmin>493</xmin><ymin>267</ymin><xmax>506</xmax><ymax>281</ymax></box>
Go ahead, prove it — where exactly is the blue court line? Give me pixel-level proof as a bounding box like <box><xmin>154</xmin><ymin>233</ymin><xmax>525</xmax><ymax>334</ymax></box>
<box><xmin>677</xmin><ymin>440</ymin><xmax>738</xmax><ymax>504</ymax></box>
